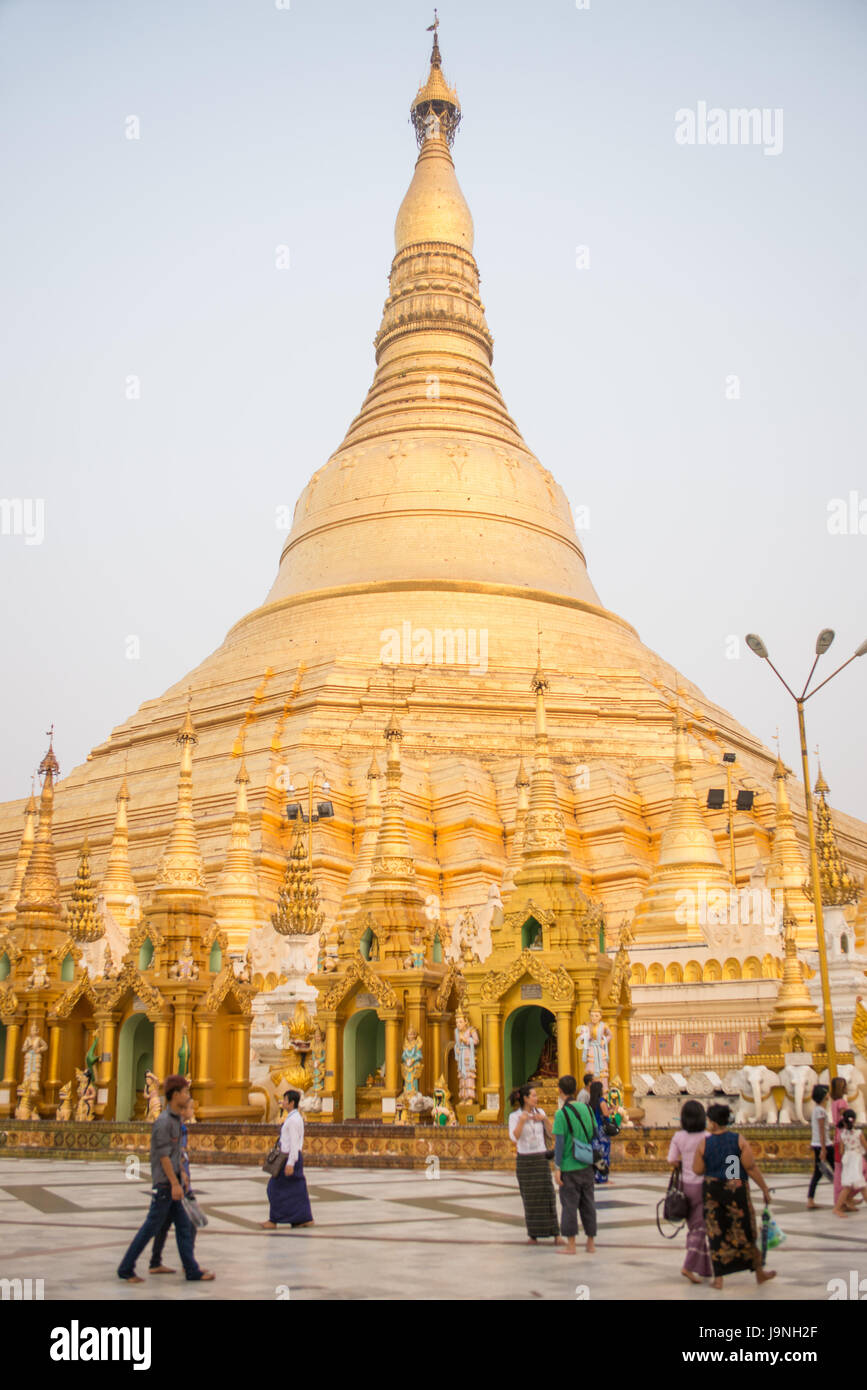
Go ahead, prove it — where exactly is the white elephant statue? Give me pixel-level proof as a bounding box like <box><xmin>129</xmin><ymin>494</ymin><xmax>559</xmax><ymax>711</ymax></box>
<box><xmin>778</xmin><ymin>1064</ymin><xmax>819</xmax><ymax>1125</ymax></box>
<box><xmin>730</xmin><ymin>1064</ymin><xmax>780</xmax><ymax>1124</ymax></box>
<box><xmin>819</xmin><ymin>1064</ymin><xmax>867</xmax><ymax>1124</ymax></box>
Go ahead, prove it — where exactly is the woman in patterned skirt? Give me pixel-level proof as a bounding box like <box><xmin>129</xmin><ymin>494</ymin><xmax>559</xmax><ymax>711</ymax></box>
<box><xmin>667</xmin><ymin>1100</ymin><xmax>712</xmax><ymax>1283</ymax></box>
<box><xmin>508</xmin><ymin>1085</ymin><xmax>562</xmax><ymax>1245</ymax></box>
<box><xmin>693</xmin><ymin>1103</ymin><xmax>777</xmax><ymax>1290</ymax></box>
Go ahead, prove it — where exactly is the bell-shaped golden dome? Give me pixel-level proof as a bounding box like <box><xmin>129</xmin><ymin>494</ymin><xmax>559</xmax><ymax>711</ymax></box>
<box><xmin>261</xmin><ymin>26</ymin><xmax>604</xmax><ymax>619</ymax></box>
<box><xmin>394</xmin><ymin>136</ymin><xmax>474</xmax><ymax>254</ymax></box>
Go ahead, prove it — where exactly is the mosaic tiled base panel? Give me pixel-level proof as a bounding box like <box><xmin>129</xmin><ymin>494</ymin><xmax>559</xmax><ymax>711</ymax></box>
<box><xmin>0</xmin><ymin>1120</ymin><xmax>813</xmax><ymax>1171</ymax></box>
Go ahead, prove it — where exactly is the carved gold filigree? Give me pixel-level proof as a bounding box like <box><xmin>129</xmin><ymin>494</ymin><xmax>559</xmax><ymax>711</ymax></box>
<box><xmin>129</xmin><ymin>920</ymin><xmax>163</xmax><ymax>955</ymax></box>
<box><xmin>373</xmin><ymin>856</ymin><xmax>414</xmax><ymax>878</ymax></box>
<box><xmin>48</xmin><ymin>974</ymin><xmax>100</xmax><ymax>1020</ymax></box>
<box><xmin>321</xmin><ymin>958</ymin><xmax>398</xmax><ymax>1012</ymax></box>
<box><xmin>199</xmin><ymin>967</ymin><xmax>253</xmax><ymax>1016</ymax></box>
<box><xmin>0</xmin><ymin>984</ymin><xmax>20</xmax><ymax>1022</ymax></box>
<box><xmin>503</xmin><ymin>900</ymin><xmax>556</xmax><ymax>935</ymax></box>
<box><xmin>434</xmin><ymin>962</ymin><xmax>467</xmax><ymax>1013</ymax></box>
<box><xmin>96</xmin><ymin>960</ymin><xmax>167</xmax><ymax>1015</ymax></box>
<box><xmin>479</xmin><ymin>949</ymin><xmax>574</xmax><ymax>1004</ymax></box>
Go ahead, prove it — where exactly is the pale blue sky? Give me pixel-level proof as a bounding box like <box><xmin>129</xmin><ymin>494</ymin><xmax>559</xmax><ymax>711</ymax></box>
<box><xmin>1</xmin><ymin>0</ymin><xmax>865</xmax><ymax>813</ymax></box>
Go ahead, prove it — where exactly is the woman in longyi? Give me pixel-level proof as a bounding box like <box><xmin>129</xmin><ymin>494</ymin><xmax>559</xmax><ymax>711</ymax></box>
<box><xmin>261</xmin><ymin>1089</ymin><xmax>314</xmax><ymax>1230</ymax></box>
<box><xmin>692</xmin><ymin>1103</ymin><xmax>777</xmax><ymax>1290</ymax></box>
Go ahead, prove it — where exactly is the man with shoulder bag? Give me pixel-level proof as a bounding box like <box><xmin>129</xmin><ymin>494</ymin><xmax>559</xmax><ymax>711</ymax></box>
<box><xmin>552</xmin><ymin>1073</ymin><xmax>599</xmax><ymax>1255</ymax></box>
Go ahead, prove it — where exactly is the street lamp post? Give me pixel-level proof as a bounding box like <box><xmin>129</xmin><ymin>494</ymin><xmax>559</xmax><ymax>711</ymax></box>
<box><xmin>745</xmin><ymin>629</ymin><xmax>867</xmax><ymax>1078</ymax></box>
<box><xmin>286</xmin><ymin>770</ymin><xmax>334</xmax><ymax>866</ymax></box>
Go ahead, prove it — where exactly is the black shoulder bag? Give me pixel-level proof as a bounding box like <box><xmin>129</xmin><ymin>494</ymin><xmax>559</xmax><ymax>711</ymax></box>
<box><xmin>656</xmin><ymin>1164</ymin><xmax>689</xmax><ymax>1237</ymax></box>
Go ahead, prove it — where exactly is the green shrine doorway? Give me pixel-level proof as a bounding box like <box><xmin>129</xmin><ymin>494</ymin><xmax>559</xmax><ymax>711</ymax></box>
<box><xmin>116</xmin><ymin>1013</ymin><xmax>154</xmax><ymax>1122</ymax></box>
<box><xmin>342</xmin><ymin>1008</ymin><xmax>385</xmax><ymax>1120</ymax></box>
<box><xmin>503</xmin><ymin>1005</ymin><xmax>558</xmax><ymax>1101</ymax></box>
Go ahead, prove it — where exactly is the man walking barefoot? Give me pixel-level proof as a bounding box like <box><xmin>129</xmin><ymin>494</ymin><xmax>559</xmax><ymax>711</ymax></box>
<box><xmin>117</xmin><ymin>1074</ymin><xmax>214</xmax><ymax>1283</ymax></box>
<box><xmin>552</xmin><ymin>1074</ymin><xmax>598</xmax><ymax>1256</ymax></box>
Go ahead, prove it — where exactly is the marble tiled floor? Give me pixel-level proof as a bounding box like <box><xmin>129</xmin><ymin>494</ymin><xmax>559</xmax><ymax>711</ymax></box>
<box><xmin>1</xmin><ymin>1159</ymin><xmax>864</xmax><ymax>1301</ymax></box>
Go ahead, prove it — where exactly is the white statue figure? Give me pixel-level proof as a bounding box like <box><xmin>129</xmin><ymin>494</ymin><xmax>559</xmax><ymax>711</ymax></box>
<box><xmin>455</xmin><ymin>907</ymin><xmax>480</xmax><ymax>963</ymax></box>
<box><xmin>473</xmin><ymin>882</ymin><xmax>503</xmax><ymax>958</ymax></box>
<box><xmin>577</xmin><ymin>1002</ymin><xmax>613</xmax><ymax>1083</ymax></box>
<box><xmin>26</xmin><ymin>953</ymin><xmax>50</xmax><ymax>990</ymax></box>
<box><xmin>21</xmin><ymin>1021</ymin><xmax>48</xmax><ymax>1090</ymax></box>
<box><xmin>401</xmin><ymin>1027</ymin><xmax>423</xmax><ymax>1096</ymax></box>
<box><xmin>169</xmin><ymin>937</ymin><xmax>199</xmax><ymax>981</ymax></box>
<box><xmin>454</xmin><ymin>1012</ymin><xmax>480</xmax><ymax>1105</ymax></box>
<box><xmin>311</xmin><ymin>1024</ymin><xmax>326</xmax><ymax>1093</ymax></box>
<box><xmin>144</xmin><ymin>1070</ymin><xmax>162</xmax><ymax>1121</ymax></box>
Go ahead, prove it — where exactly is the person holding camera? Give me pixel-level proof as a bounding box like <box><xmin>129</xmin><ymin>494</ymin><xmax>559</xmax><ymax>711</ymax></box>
<box><xmin>508</xmin><ymin>1083</ymin><xmax>561</xmax><ymax>1244</ymax></box>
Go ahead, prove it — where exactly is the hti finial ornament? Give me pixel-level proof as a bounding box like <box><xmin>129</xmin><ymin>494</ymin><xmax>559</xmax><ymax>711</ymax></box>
<box><xmin>411</xmin><ymin>10</ymin><xmax>460</xmax><ymax>148</ymax></box>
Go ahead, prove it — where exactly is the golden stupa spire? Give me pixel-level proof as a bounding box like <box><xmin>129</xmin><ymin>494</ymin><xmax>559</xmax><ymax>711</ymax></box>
<box><xmin>502</xmin><ymin>743</ymin><xmax>531</xmax><ymax>894</ymax></box>
<box><xmin>370</xmin><ymin>707</ymin><xmax>416</xmax><ymax>887</ymax></box>
<box><xmin>100</xmin><ymin>774</ymin><xmax>140</xmax><ymax>929</ymax></box>
<box><xmin>751</xmin><ymin>894</ymin><xmax>825</xmax><ymax>1059</ymax></box>
<box><xmin>0</xmin><ymin>783</ymin><xmax>37</xmax><ymax>925</ymax></box>
<box><xmin>271</xmin><ymin>825</ymin><xmax>323</xmax><ymax>937</ymax></box>
<box><xmin>631</xmin><ymin>708</ymin><xmax>731</xmax><ymax>945</ymax></box>
<box><xmin>338</xmin><ymin>746</ymin><xmax>385</xmax><ymax>920</ymax></box>
<box><xmin>154</xmin><ymin>700</ymin><xmax>206</xmax><ymax>893</ymax></box>
<box><xmin>260</xmin><ymin>27</ymin><xmax>601</xmax><ymax>620</ymax></box>
<box><xmin>520</xmin><ymin>663</ymin><xmax>569</xmax><ymax>865</ymax></box>
<box><xmin>811</xmin><ymin>765</ymin><xmax>860</xmax><ymax>907</ymax></box>
<box><xmin>766</xmin><ymin>755</ymin><xmax>813</xmax><ymax>945</ymax></box>
<box><xmin>214</xmin><ymin>745</ymin><xmax>263</xmax><ymax>952</ymax></box>
<box><xmin>67</xmin><ymin>839</ymin><xmax>104</xmax><ymax>945</ymax></box>
<box><xmin>17</xmin><ymin>732</ymin><xmax>63</xmax><ymax>920</ymax></box>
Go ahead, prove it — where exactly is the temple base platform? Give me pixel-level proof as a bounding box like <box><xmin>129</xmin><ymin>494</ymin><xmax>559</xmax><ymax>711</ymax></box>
<box><xmin>0</xmin><ymin>1118</ymin><xmax>813</xmax><ymax>1171</ymax></box>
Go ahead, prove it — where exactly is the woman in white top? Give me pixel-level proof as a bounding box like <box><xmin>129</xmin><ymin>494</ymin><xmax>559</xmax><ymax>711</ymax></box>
<box><xmin>508</xmin><ymin>1084</ymin><xmax>561</xmax><ymax>1245</ymax></box>
<box><xmin>261</xmin><ymin>1089</ymin><xmax>314</xmax><ymax>1230</ymax></box>
<box><xmin>807</xmin><ymin>1083</ymin><xmax>834</xmax><ymax>1210</ymax></box>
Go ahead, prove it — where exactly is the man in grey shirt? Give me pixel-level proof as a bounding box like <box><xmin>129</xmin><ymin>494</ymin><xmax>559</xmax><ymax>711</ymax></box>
<box><xmin>117</xmin><ymin>1074</ymin><xmax>214</xmax><ymax>1283</ymax></box>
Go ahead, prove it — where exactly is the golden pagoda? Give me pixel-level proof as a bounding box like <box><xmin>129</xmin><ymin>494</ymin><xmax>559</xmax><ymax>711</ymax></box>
<box><xmin>1</xmin><ymin>22</ymin><xmax>866</xmax><ymax>1119</ymax></box>
<box><xmin>0</xmin><ymin>785</ymin><xmax>36</xmax><ymax>931</ymax></box>
<box><xmin>746</xmin><ymin>898</ymin><xmax>827</xmax><ymax>1069</ymax></box>
<box><xmin>100</xmin><ymin>776</ymin><xmax>140</xmax><ymax>935</ymax></box>
<box><xmin>631</xmin><ymin>711</ymin><xmax>733</xmax><ymax>948</ymax></box>
<box><xmin>766</xmin><ymin>756</ymin><xmax>814</xmax><ymax>946</ymax></box>
<box><xmin>213</xmin><ymin>753</ymin><xmax>263</xmax><ymax>954</ymax></box>
<box><xmin>812</xmin><ymin>766</ymin><xmax>861</xmax><ymax>907</ymax></box>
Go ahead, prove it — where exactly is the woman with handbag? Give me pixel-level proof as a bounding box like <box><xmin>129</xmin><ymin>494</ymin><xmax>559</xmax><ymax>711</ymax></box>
<box><xmin>693</xmin><ymin>1103</ymin><xmax>776</xmax><ymax>1290</ymax></box>
<box><xmin>588</xmin><ymin>1081</ymin><xmax>615</xmax><ymax>1185</ymax></box>
<box><xmin>666</xmin><ymin>1100</ymin><xmax>712</xmax><ymax>1284</ymax></box>
<box><xmin>261</xmin><ymin>1089</ymin><xmax>314</xmax><ymax>1230</ymax></box>
<box><xmin>508</xmin><ymin>1084</ymin><xmax>561</xmax><ymax>1245</ymax></box>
